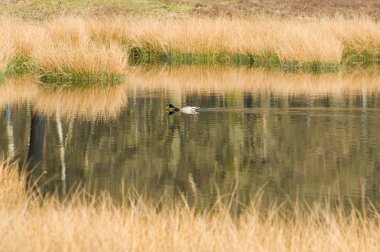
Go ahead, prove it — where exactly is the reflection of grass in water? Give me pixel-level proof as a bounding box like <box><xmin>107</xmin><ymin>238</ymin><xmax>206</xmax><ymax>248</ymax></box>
<box><xmin>0</xmin><ymin>77</ymin><xmax>39</xmax><ymax>110</ymax></box>
<box><xmin>129</xmin><ymin>65</ymin><xmax>380</xmax><ymax>95</ymax></box>
<box><xmin>0</xmin><ymin>77</ymin><xmax>127</xmax><ymax>119</ymax></box>
<box><xmin>1</xmin><ymin>159</ymin><xmax>380</xmax><ymax>251</ymax></box>
<box><xmin>130</xmin><ymin>49</ymin><xmax>342</xmax><ymax>73</ymax></box>
<box><xmin>343</xmin><ymin>51</ymin><xmax>380</xmax><ymax>66</ymax></box>
<box><xmin>39</xmin><ymin>72</ymin><xmax>124</xmax><ymax>85</ymax></box>
<box><xmin>33</xmin><ymin>84</ymin><xmax>129</xmax><ymax>119</ymax></box>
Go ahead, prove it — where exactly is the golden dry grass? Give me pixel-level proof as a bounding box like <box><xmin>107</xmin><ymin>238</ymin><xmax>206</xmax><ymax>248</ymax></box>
<box><xmin>107</xmin><ymin>16</ymin><xmax>379</xmax><ymax>63</ymax></box>
<box><xmin>0</xmin><ymin>15</ymin><xmax>379</xmax><ymax>78</ymax></box>
<box><xmin>1</xmin><ymin>159</ymin><xmax>380</xmax><ymax>251</ymax></box>
<box><xmin>0</xmin><ymin>18</ymin><xmax>127</xmax><ymax>81</ymax></box>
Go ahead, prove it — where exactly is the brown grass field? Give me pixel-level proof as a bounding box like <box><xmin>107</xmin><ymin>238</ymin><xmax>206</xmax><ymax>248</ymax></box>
<box><xmin>1</xmin><ymin>159</ymin><xmax>380</xmax><ymax>251</ymax></box>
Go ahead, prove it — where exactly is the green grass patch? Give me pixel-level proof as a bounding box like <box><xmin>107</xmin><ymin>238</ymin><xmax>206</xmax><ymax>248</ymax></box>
<box><xmin>5</xmin><ymin>56</ymin><xmax>36</xmax><ymax>76</ymax></box>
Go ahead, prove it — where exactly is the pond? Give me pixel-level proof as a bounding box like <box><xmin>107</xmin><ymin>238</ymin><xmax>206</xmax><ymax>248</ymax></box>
<box><xmin>1</xmin><ymin>66</ymin><xmax>380</xmax><ymax>210</ymax></box>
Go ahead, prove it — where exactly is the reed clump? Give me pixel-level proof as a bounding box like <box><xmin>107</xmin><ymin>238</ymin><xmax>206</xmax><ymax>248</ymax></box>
<box><xmin>119</xmin><ymin>16</ymin><xmax>378</xmax><ymax>67</ymax></box>
<box><xmin>0</xmin><ymin>18</ymin><xmax>127</xmax><ymax>84</ymax></box>
<box><xmin>1</xmin><ymin>159</ymin><xmax>380</xmax><ymax>251</ymax></box>
<box><xmin>34</xmin><ymin>41</ymin><xmax>126</xmax><ymax>84</ymax></box>
<box><xmin>34</xmin><ymin>18</ymin><xmax>127</xmax><ymax>84</ymax></box>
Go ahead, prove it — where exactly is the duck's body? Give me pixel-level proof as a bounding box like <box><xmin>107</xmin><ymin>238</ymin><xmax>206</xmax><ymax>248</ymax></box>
<box><xmin>178</xmin><ymin>106</ymin><xmax>200</xmax><ymax>114</ymax></box>
<box><xmin>166</xmin><ymin>104</ymin><xmax>199</xmax><ymax>114</ymax></box>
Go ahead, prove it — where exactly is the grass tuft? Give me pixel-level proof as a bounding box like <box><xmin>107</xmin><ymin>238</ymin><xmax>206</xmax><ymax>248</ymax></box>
<box><xmin>5</xmin><ymin>56</ymin><xmax>36</xmax><ymax>76</ymax></box>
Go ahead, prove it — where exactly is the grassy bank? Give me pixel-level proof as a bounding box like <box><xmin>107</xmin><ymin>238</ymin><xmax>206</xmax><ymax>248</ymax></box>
<box><xmin>1</xmin><ymin>159</ymin><xmax>380</xmax><ymax>251</ymax></box>
<box><xmin>0</xmin><ymin>16</ymin><xmax>379</xmax><ymax>84</ymax></box>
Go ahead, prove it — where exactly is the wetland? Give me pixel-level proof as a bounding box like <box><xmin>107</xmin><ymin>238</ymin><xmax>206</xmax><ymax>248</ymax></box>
<box><xmin>1</xmin><ymin>4</ymin><xmax>380</xmax><ymax>249</ymax></box>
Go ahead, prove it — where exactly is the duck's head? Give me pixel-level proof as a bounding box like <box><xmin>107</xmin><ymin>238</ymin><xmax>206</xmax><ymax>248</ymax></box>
<box><xmin>166</xmin><ymin>104</ymin><xmax>179</xmax><ymax>112</ymax></box>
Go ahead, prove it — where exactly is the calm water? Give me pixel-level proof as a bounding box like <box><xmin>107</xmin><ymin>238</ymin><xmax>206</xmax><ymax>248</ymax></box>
<box><xmin>2</xmin><ymin>67</ymin><xmax>380</xmax><ymax>209</ymax></box>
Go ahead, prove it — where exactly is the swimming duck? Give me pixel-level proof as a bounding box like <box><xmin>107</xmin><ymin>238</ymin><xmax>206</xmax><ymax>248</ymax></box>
<box><xmin>166</xmin><ymin>104</ymin><xmax>200</xmax><ymax>114</ymax></box>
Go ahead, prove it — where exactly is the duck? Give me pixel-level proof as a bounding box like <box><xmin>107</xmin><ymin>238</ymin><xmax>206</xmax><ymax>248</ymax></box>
<box><xmin>165</xmin><ymin>104</ymin><xmax>200</xmax><ymax>114</ymax></box>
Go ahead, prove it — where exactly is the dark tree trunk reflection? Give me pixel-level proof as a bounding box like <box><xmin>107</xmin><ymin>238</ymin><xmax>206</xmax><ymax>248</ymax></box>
<box><xmin>27</xmin><ymin>112</ymin><xmax>46</xmax><ymax>185</ymax></box>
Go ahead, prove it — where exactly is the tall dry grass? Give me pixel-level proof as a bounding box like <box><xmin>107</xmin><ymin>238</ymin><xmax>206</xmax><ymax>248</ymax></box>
<box><xmin>1</xmin><ymin>159</ymin><xmax>380</xmax><ymax>251</ymax></box>
<box><xmin>0</xmin><ymin>17</ymin><xmax>127</xmax><ymax>82</ymax></box>
<box><xmin>112</xmin><ymin>16</ymin><xmax>379</xmax><ymax>64</ymax></box>
<box><xmin>0</xmin><ymin>15</ymin><xmax>379</xmax><ymax>80</ymax></box>
<box><xmin>0</xmin><ymin>32</ymin><xmax>13</xmax><ymax>73</ymax></box>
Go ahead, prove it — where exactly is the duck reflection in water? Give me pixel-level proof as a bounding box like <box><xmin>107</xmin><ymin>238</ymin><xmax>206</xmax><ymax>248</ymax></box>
<box><xmin>165</xmin><ymin>104</ymin><xmax>200</xmax><ymax>115</ymax></box>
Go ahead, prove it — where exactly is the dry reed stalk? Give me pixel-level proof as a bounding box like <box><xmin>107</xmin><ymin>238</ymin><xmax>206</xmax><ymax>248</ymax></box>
<box><xmin>0</xmin><ymin>159</ymin><xmax>29</xmax><ymax>208</ymax></box>
<box><xmin>88</xmin><ymin>17</ymin><xmax>132</xmax><ymax>44</ymax></box>
<box><xmin>325</xmin><ymin>16</ymin><xmax>380</xmax><ymax>55</ymax></box>
<box><xmin>0</xmin><ymin>32</ymin><xmax>14</xmax><ymax>72</ymax></box>
<box><xmin>32</xmin><ymin>40</ymin><xmax>127</xmax><ymax>78</ymax></box>
<box><xmin>0</xmin><ymin>159</ymin><xmax>380</xmax><ymax>251</ymax></box>
<box><xmin>2</xmin><ymin>20</ymin><xmax>43</xmax><ymax>58</ymax></box>
<box><xmin>45</xmin><ymin>16</ymin><xmax>91</xmax><ymax>46</ymax></box>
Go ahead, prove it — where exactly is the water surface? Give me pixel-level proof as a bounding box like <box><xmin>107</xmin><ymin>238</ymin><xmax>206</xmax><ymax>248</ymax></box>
<box><xmin>2</xmin><ymin>67</ymin><xmax>380</xmax><ymax>209</ymax></box>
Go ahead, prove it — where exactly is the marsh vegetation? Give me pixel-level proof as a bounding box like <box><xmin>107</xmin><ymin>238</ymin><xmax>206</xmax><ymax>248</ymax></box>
<box><xmin>0</xmin><ymin>16</ymin><xmax>379</xmax><ymax>84</ymax></box>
